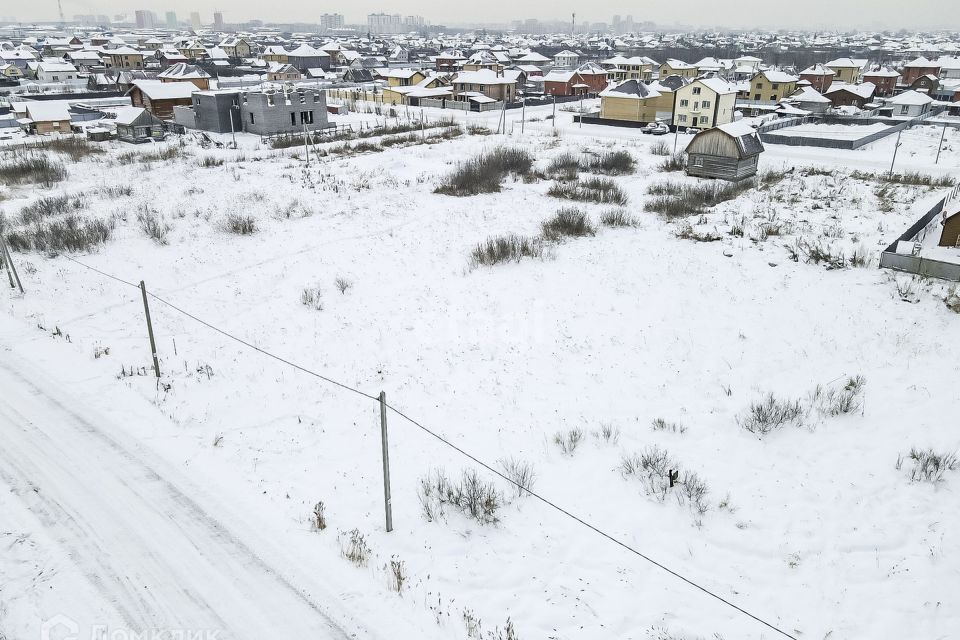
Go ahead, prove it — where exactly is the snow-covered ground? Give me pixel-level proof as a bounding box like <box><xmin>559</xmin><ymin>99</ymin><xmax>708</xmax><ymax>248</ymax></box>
<box><xmin>1</xmin><ymin>108</ymin><xmax>959</xmax><ymax>640</ymax></box>
<box><xmin>772</xmin><ymin>122</ymin><xmax>890</xmax><ymax>140</ymax></box>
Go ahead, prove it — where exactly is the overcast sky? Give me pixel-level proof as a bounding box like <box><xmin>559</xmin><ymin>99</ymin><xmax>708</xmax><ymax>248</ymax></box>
<box><xmin>15</xmin><ymin>0</ymin><xmax>960</xmax><ymax>30</ymax></box>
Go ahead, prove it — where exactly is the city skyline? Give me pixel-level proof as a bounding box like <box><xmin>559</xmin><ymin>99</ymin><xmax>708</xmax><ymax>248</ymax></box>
<box><xmin>8</xmin><ymin>1</ymin><xmax>960</xmax><ymax>31</ymax></box>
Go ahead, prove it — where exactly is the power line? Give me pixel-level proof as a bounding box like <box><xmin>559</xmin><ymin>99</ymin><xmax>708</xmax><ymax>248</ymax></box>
<box><xmin>56</xmin><ymin>254</ymin><xmax>799</xmax><ymax>640</ymax></box>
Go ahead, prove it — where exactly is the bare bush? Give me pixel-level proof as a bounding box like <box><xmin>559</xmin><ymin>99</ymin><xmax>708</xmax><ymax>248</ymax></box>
<box><xmin>585</xmin><ymin>150</ymin><xmax>635</xmax><ymax>175</ymax></box>
<box><xmin>593</xmin><ymin>423</ymin><xmax>620</xmax><ymax>444</ymax></box>
<box><xmin>812</xmin><ymin>375</ymin><xmax>866</xmax><ymax>416</ymax></box>
<box><xmin>945</xmin><ymin>286</ymin><xmax>960</xmax><ymax>313</ymax></box>
<box><xmin>418</xmin><ymin>468</ymin><xmax>503</xmax><ymax>525</ymax></box>
<box><xmin>599</xmin><ymin>208</ymin><xmax>636</xmax><ymax>227</ymax></box>
<box><xmin>899</xmin><ymin>448</ymin><xmax>959</xmax><ymax>482</ymax></box>
<box><xmin>649</xmin><ymin>140</ymin><xmax>671</xmax><ymax>156</ymax></box>
<box><xmin>738</xmin><ymin>393</ymin><xmax>804</xmax><ymax>435</ymax></box>
<box><xmin>0</xmin><ymin>152</ymin><xmax>67</xmax><ymax>187</ymax></box>
<box><xmin>312</xmin><ymin>501</ymin><xmax>327</xmax><ymax>530</ymax></box>
<box><xmin>339</xmin><ymin>528</ymin><xmax>371</xmax><ymax>566</ymax></box>
<box><xmin>553</xmin><ymin>428</ymin><xmax>583</xmax><ymax>455</ymax></box>
<box><xmin>498</xmin><ymin>458</ymin><xmax>536</xmax><ymax>497</ymax></box>
<box><xmin>541</xmin><ymin>208</ymin><xmax>595</xmax><ymax>241</ymax></box>
<box><xmin>470</xmin><ymin>234</ymin><xmax>543</xmax><ymax>266</ymax></box>
<box><xmin>6</xmin><ymin>215</ymin><xmax>113</xmax><ymax>253</ymax></box>
<box><xmin>658</xmin><ymin>152</ymin><xmax>685</xmax><ymax>172</ymax></box>
<box><xmin>18</xmin><ymin>194</ymin><xmax>84</xmax><ymax>225</ymax></box>
<box><xmin>335</xmin><ymin>277</ymin><xmax>352</xmax><ymax>294</ymax></box>
<box><xmin>223</xmin><ymin>213</ymin><xmax>256</xmax><ymax>235</ymax></box>
<box><xmin>300</xmin><ymin>287</ymin><xmax>323</xmax><ymax>310</ymax></box>
<box><xmin>651</xmin><ymin>418</ymin><xmax>686</xmax><ymax>434</ymax></box>
<box><xmin>545</xmin><ymin>151</ymin><xmax>581</xmax><ymax>180</ymax></box>
<box><xmin>388</xmin><ymin>556</ymin><xmax>406</xmax><ymax>593</ymax></box>
<box><xmin>137</xmin><ymin>205</ymin><xmax>171</xmax><ymax>245</ymax></box>
<box><xmin>548</xmin><ymin>177</ymin><xmax>628</xmax><ymax>205</ymax></box>
<box><xmin>646</xmin><ymin>179</ymin><xmax>754</xmax><ymax>217</ymax></box>
<box><xmin>435</xmin><ymin>147</ymin><xmax>534</xmax><ymax>196</ymax></box>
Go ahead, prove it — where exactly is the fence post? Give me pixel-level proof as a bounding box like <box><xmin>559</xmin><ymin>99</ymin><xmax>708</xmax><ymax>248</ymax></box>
<box><xmin>139</xmin><ymin>280</ymin><xmax>161</xmax><ymax>378</ymax></box>
<box><xmin>1</xmin><ymin>239</ymin><xmax>23</xmax><ymax>294</ymax></box>
<box><xmin>379</xmin><ymin>391</ymin><xmax>394</xmax><ymax>532</ymax></box>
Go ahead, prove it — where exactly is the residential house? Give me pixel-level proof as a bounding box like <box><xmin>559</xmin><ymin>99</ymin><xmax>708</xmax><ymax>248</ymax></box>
<box><xmin>825</xmin><ymin>57</ymin><xmax>861</xmax><ymax>84</ymax></box>
<box><xmin>0</xmin><ymin>62</ymin><xmax>24</xmax><ymax>80</ymax></box>
<box><xmin>20</xmin><ymin>101</ymin><xmax>72</xmax><ymax>134</ymax></box>
<box><xmin>939</xmin><ymin>210</ymin><xmax>960</xmax><ymax>247</ymax></box>
<box><xmin>514</xmin><ymin>51</ymin><xmax>550</xmax><ymax>65</ymax></box>
<box><xmin>389</xmin><ymin>46</ymin><xmax>408</xmax><ymax>64</ymax></box>
<box><xmin>799</xmin><ymin>64</ymin><xmax>835</xmax><ymax>92</ymax></box>
<box><xmin>825</xmin><ymin>82</ymin><xmax>876</xmax><ymax>108</ymax></box>
<box><xmin>659</xmin><ymin>59</ymin><xmax>697</xmax><ymax>79</ymax></box>
<box><xmin>786</xmin><ymin>86</ymin><xmax>831</xmax><ymax>114</ymax></box>
<box><xmin>937</xmin><ymin>56</ymin><xmax>960</xmax><ymax>80</ymax></box>
<box><xmin>156</xmin><ymin>49</ymin><xmax>189</xmax><ymax>68</ymax></box>
<box><xmin>672</xmin><ymin>77</ymin><xmax>737</xmax><ymax>130</ymax></box>
<box><xmin>600</xmin><ymin>55</ymin><xmax>656</xmax><ymax>82</ymax></box>
<box><xmin>884</xmin><ymin>90</ymin><xmax>933</xmax><ymax>117</ymax></box>
<box><xmin>435</xmin><ymin>50</ymin><xmax>466</xmax><ymax>72</ymax></box>
<box><xmin>266</xmin><ymin>63</ymin><xmax>302</xmax><ymax>82</ymax></box>
<box><xmin>177</xmin><ymin>41</ymin><xmax>207</xmax><ymax>61</ymax></box>
<box><xmin>598</xmin><ymin>79</ymin><xmax>673</xmax><ymax>123</ymax></box>
<box><xmin>378</xmin><ymin>68</ymin><xmax>426</xmax><ymax>87</ymax></box>
<box><xmin>553</xmin><ymin>50</ymin><xmax>579</xmax><ymax>69</ymax></box>
<box><xmin>342</xmin><ymin>67</ymin><xmax>374</xmax><ymax>83</ymax></box>
<box><xmin>36</xmin><ymin>60</ymin><xmax>78</xmax><ymax>82</ymax></box>
<box><xmin>113</xmin><ymin>106</ymin><xmax>164</xmax><ymax>142</ymax></box>
<box><xmin>685</xmin><ymin>120</ymin><xmax>763</xmax><ymax>182</ymax></box>
<box><xmin>261</xmin><ymin>45</ymin><xmax>289</xmax><ymax>64</ymax></box>
<box><xmin>286</xmin><ymin>44</ymin><xmax>330</xmax><ymax>72</ymax></box>
<box><xmin>747</xmin><ymin>70</ymin><xmax>798</xmax><ymax>102</ymax></box>
<box><xmin>127</xmin><ymin>79</ymin><xmax>196</xmax><ymax>119</ymax></box>
<box><xmin>909</xmin><ymin>74</ymin><xmax>939</xmax><ymax>95</ymax></box>
<box><xmin>900</xmin><ymin>56</ymin><xmax>941</xmax><ymax>85</ymax></box>
<box><xmin>175</xmin><ymin>88</ymin><xmax>329</xmax><ymax>136</ymax></box>
<box><xmin>463</xmin><ymin>50</ymin><xmax>505</xmax><ymax>73</ymax></box>
<box><xmin>219</xmin><ymin>37</ymin><xmax>251</xmax><ymax>59</ymax></box>
<box><xmin>451</xmin><ymin>69</ymin><xmax>520</xmax><ymax>103</ymax></box>
<box><xmin>862</xmin><ymin>66</ymin><xmax>899</xmax><ymax>97</ymax></box>
<box><xmin>543</xmin><ymin>63</ymin><xmax>607</xmax><ymax>96</ymax></box>
<box><xmin>381</xmin><ymin>75</ymin><xmax>450</xmax><ymax>105</ymax></box>
<box><xmin>693</xmin><ymin>57</ymin><xmax>733</xmax><ymax>77</ymax></box>
<box><xmin>157</xmin><ymin>63</ymin><xmax>211</xmax><ymax>90</ymax></box>
<box><xmin>102</xmin><ymin>46</ymin><xmax>145</xmax><ymax>70</ymax></box>
<box><xmin>64</xmin><ymin>50</ymin><xmax>103</xmax><ymax>71</ymax></box>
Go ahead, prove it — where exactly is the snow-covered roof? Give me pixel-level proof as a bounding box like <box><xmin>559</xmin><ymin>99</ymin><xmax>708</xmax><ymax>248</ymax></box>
<box><xmin>599</xmin><ymin>78</ymin><xmax>660</xmax><ymax>100</ymax></box>
<box><xmin>825</xmin><ymin>82</ymin><xmax>876</xmax><ymax>99</ymax></box>
<box><xmin>888</xmin><ymin>89</ymin><xmax>934</xmax><ymax>105</ymax></box>
<box><xmin>112</xmin><ymin>105</ymin><xmax>150</xmax><ymax>125</ymax></box>
<box><xmin>130</xmin><ymin>79</ymin><xmax>196</xmax><ymax>99</ymax></box>
<box><xmin>24</xmin><ymin>101</ymin><xmax>71</xmax><ymax>121</ymax></box>
<box><xmin>791</xmin><ymin>86</ymin><xmax>831</xmax><ymax>103</ymax></box>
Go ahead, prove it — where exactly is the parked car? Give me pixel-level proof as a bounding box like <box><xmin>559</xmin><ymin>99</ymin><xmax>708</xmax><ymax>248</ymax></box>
<box><xmin>647</xmin><ymin>122</ymin><xmax>670</xmax><ymax>135</ymax></box>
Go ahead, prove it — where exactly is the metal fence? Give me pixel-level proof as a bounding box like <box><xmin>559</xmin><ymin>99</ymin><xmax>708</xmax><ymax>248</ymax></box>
<box><xmin>879</xmin><ymin>187</ymin><xmax>960</xmax><ymax>282</ymax></box>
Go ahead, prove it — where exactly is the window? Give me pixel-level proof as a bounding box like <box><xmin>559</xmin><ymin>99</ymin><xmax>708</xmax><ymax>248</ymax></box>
<box><xmin>693</xmin><ymin>156</ymin><xmax>703</xmax><ymax>167</ymax></box>
<box><xmin>699</xmin><ymin>116</ymin><xmax>708</xmax><ymax>124</ymax></box>
<box><xmin>754</xmin><ymin>94</ymin><xmax>761</xmax><ymax>100</ymax></box>
<box><xmin>771</xmin><ymin>83</ymin><xmax>779</xmax><ymax>89</ymax></box>
<box><xmin>679</xmin><ymin>114</ymin><xmax>687</xmax><ymax>122</ymax></box>
<box><xmin>300</xmin><ymin>110</ymin><xmax>314</xmax><ymax>124</ymax></box>
<box><xmin>770</xmin><ymin>95</ymin><xmax>777</xmax><ymax>101</ymax></box>
<box><xmin>702</xmin><ymin>100</ymin><xmax>711</xmax><ymax>108</ymax></box>
<box><xmin>679</xmin><ymin>99</ymin><xmax>688</xmax><ymax>107</ymax></box>
<box><xmin>693</xmin><ymin>102</ymin><xmax>699</xmax><ymax>110</ymax></box>
<box><xmin>692</xmin><ymin>87</ymin><xmax>701</xmax><ymax>95</ymax></box>
<box><xmin>249</xmin><ymin>113</ymin><xmax>255</xmax><ymax>124</ymax></box>
<box><xmin>290</xmin><ymin>112</ymin><xmax>296</xmax><ymax>126</ymax></box>
<box><xmin>900</xmin><ymin>105</ymin><xmax>909</xmax><ymax>115</ymax></box>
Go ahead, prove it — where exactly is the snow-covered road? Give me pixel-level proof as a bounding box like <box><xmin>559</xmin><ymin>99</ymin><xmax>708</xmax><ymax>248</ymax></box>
<box><xmin>0</xmin><ymin>353</ymin><xmax>355</xmax><ymax>640</ymax></box>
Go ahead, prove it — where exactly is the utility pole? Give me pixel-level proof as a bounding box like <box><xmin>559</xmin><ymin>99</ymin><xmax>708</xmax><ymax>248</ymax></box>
<box><xmin>1</xmin><ymin>239</ymin><xmax>23</xmax><ymax>294</ymax></box>
<box><xmin>936</xmin><ymin>123</ymin><xmax>948</xmax><ymax>165</ymax></box>
<box><xmin>552</xmin><ymin>93</ymin><xmax>556</xmax><ymax>128</ymax></box>
<box><xmin>889</xmin><ymin>128</ymin><xmax>903</xmax><ymax>177</ymax></box>
<box><xmin>521</xmin><ymin>98</ymin><xmax>525</xmax><ymax>134</ymax></box>
<box><xmin>302</xmin><ymin>119</ymin><xmax>310</xmax><ymax>167</ymax></box>
<box><xmin>379</xmin><ymin>391</ymin><xmax>394</xmax><ymax>533</ymax></box>
<box><xmin>228</xmin><ymin>104</ymin><xmax>237</xmax><ymax>148</ymax></box>
<box><xmin>579</xmin><ymin>91</ymin><xmax>583</xmax><ymax>128</ymax></box>
<box><xmin>139</xmin><ymin>281</ymin><xmax>161</xmax><ymax>378</ymax></box>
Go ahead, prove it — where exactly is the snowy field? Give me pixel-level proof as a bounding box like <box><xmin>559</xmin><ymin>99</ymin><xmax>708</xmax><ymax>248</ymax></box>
<box><xmin>1</xmin><ymin>106</ymin><xmax>959</xmax><ymax>640</ymax></box>
<box><xmin>771</xmin><ymin>122</ymin><xmax>890</xmax><ymax>140</ymax></box>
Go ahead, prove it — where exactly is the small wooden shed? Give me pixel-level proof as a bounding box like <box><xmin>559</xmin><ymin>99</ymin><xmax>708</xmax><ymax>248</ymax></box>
<box><xmin>685</xmin><ymin>121</ymin><xmax>764</xmax><ymax>181</ymax></box>
<box><xmin>940</xmin><ymin>210</ymin><xmax>960</xmax><ymax>248</ymax></box>
<box><xmin>113</xmin><ymin>106</ymin><xmax>165</xmax><ymax>143</ymax></box>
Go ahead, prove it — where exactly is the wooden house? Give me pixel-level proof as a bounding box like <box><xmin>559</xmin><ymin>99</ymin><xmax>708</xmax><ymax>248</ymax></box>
<box><xmin>113</xmin><ymin>106</ymin><xmax>165</xmax><ymax>143</ymax></box>
<box><xmin>940</xmin><ymin>210</ymin><xmax>960</xmax><ymax>247</ymax></box>
<box><xmin>685</xmin><ymin>121</ymin><xmax>763</xmax><ymax>182</ymax></box>
<box><xmin>157</xmin><ymin>63</ymin><xmax>211</xmax><ymax>90</ymax></box>
<box><xmin>127</xmin><ymin>79</ymin><xmax>195</xmax><ymax>119</ymax></box>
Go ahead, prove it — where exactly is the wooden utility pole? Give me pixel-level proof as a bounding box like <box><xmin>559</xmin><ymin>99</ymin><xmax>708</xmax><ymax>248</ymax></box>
<box><xmin>1</xmin><ymin>239</ymin><xmax>23</xmax><ymax>294</ymax></box>
<box><xmin>936</xmin><ymin>123</ymin><xmax>948</xmax><ymax>165</ymax></box>
<box><xmin>552</xmin><ymin>94</ymin><xmax>556</xmax><ymax>128</ymax></box>
<box><xmin>521</xmin><ymin>98</ymin><xmax>525</xmax><ymax>135</ymax></box>
<box><xmin>379</xmin><ymin>391</ymin><xmax>394</xmax><ymax>532</ymax></box>
<box><xmin>889</xmin><ymin>128</ymin><xmax>903</xmax><ymax>177</ymax></box>
<box><xmin>139</xmin><ymin>281</ymin><xmax>161</xmax><ymax>378</ymax></box>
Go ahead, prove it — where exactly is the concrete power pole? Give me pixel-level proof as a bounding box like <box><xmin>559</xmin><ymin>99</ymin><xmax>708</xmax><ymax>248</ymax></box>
<box><xmin>571</xmin><ymin>12</ymin><xmax>576</xmax><ymax>35</ymax></box>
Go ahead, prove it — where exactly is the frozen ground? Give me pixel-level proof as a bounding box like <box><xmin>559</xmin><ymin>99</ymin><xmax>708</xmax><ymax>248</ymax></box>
<box><xmin>1</xmin><ymin>108</ymin><xmax>959</xmax><ymax>640</ymax></box>
<box><xmin>771</xmin><ymin>122</ymin><xmax>890</xmax><ymax>140</ymax></box>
